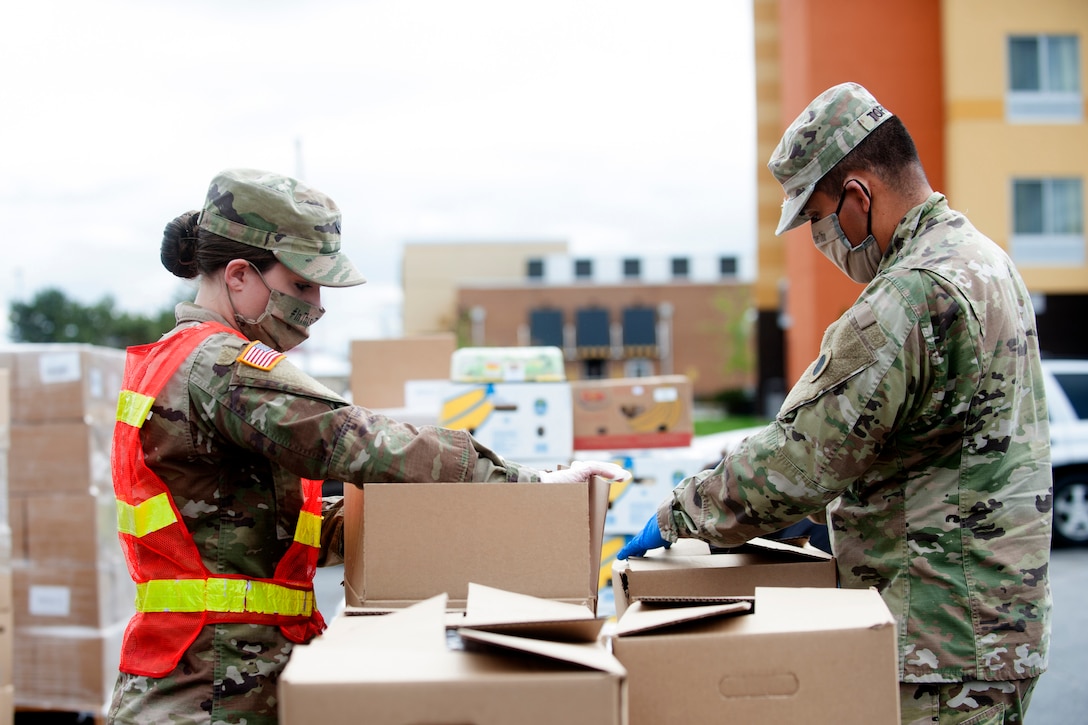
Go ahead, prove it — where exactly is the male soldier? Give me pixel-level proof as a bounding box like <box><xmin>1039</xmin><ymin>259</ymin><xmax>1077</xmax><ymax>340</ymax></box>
<box><xmin>618</xmin><ymin>82</ymin><xmax>1052</xmax><ymax>723</ymax></box>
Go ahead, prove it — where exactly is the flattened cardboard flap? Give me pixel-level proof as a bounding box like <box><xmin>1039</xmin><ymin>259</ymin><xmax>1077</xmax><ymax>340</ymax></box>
<box><xmin>711</xmin><ymin>536</ymin><xmax>833</xmax><ymax>562</ymax></box>
<box><xmin>613</xmin><ymin>599</ymin><xmax>753</xmax><ymax>637</ymax></box>
<box><xmin>459</xmin><ymin>628</ymin><xmax>627</xmax><ymax>677</ymax></box>
<box><xmin>320</xmin><ymin>593</ymin><xmax>449</xmax><ymax>650</ymax></box>
<box><xmin>461</xmin><ymin>583</ymin><xmax>605</xmax><ymax>642</ymax></box>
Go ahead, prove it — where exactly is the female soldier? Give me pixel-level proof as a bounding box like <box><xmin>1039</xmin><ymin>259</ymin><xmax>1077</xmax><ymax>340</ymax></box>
<box><xmin>108</xmin><ymin>168</ymin><xmax>626</xmax><ymax>724</ymax></box>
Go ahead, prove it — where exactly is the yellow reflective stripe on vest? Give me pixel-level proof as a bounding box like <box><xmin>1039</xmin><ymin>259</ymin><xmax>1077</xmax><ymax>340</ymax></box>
<box><xmin>117</xmin><ymin>493</ymin><xmax>178</xmax><ymax>537</ymax></box>
<box><xmin>294</xmin><ymin>510</ymin><xmax>321</xmax><ymax>548</ymax></box>
<box><xmin>135</xmin><ymin>578</ymin><xmax>314</xmax><ymax>616</ymax></box>
<box><xmin>117</xmin><ymin>390</ymin><xmax>155</xmax><ymax>428</ymax></box>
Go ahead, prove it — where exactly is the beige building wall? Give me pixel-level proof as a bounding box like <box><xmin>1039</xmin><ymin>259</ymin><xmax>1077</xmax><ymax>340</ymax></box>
<box><xmin>942</xmin><ymin>0</ymin><xmax>1088</xmax><ymax>293</ymax></box>
<box><xmin>402</xmin><ymin>241</ymin><xmax>568</xmax><ymax>335</ymax></box>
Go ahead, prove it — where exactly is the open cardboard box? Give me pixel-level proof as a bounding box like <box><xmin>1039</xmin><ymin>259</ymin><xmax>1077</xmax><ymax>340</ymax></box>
<box><xmin>610</xmin><ymin>586</ymin><xmax>899</xmax><ymax>725</ymax></box>
<box><xmin>279</xmin><ymin>584</ymin><xmax>627</xmax><ymax>725</ymax></box>
<box><xmin>611</xmin><ymin>536</ymin><xmax>837</xmax><ymax>617</ymax></box>
<box><xmin>343</xmin><ymin>476</ymin><xmax>610</xmax><ymax>612</ymax></box>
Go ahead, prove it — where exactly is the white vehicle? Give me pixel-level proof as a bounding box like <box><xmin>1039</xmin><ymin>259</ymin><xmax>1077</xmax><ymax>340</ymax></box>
<box><xmin>1041</xmin><ymin>358</ymin><xmax>1088</xmax><ymax>547</ymax></box>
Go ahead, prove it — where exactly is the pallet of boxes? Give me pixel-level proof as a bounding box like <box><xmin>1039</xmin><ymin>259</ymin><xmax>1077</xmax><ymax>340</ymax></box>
<box><xmin>0</xmin><ymin>345</ymin><xmax>132</xmax><ymax>719</ymax></box>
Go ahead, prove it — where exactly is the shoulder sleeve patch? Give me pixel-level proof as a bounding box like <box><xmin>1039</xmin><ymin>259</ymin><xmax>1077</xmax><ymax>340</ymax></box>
<box><xmin>236</xmin><ymin>341</ymin><xmax>287</xmax><ymax>371</ymax></box>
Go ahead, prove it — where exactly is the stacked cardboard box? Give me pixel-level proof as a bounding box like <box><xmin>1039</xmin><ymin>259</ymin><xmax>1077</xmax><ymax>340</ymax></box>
<box><xmin>611</xmin><ymin>586</ymin><xmax>900</xmax><ymax>724</ymax></box>
<box><xmin>0</xmin><ymin>369</ymin><xmax>14</xmax><ymax>724</ymax></box>
<box><xmin>0</xmin><ymin>345</ymin><xmax>131</xmax><ymax>715</ymax></box>
<box><xmin>570</xmin><ymin>375</ymin><xmax>694</xmax><ymax>451</ymax></box>
<box><xmin>438</xmin><ymin>347</ymin><xmax>573</xmax><ymax>470</ymax></box>
<box><xmin>565</xmin><ymin>374</ymin><xmax>697</xmax><ymax>615</ymax></box>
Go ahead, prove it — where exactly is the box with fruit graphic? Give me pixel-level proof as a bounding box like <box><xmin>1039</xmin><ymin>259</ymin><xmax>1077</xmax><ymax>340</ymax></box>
<box><xmin>570</xmin><ymin>375</ymin><xmax>693</xmax><ymax>450</ymax></box>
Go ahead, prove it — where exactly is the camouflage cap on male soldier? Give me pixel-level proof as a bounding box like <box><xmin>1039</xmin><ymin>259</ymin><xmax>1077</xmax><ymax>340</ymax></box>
<box><xmin>768</xmin><ymin>82</ymin><xmax>893</xmax><ymax>236</ymax></box>
<box><xmin>198</xmin><ymin>168</ymin><xmax>366</xmax><ymax>287</ymax></box>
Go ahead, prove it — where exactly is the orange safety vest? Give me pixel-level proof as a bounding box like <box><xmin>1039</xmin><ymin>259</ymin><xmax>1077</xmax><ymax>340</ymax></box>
<box><xmin>113</xmin><ymin>322</ymin><xmax>326</xmax><ymax>678</ymax></box>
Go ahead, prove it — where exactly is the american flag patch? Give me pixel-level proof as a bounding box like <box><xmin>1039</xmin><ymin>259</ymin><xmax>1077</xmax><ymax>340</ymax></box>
<box><xmin>236</xmin><ymin>341</ymin><xmax>286</xmax><ymax>371</ymax></box>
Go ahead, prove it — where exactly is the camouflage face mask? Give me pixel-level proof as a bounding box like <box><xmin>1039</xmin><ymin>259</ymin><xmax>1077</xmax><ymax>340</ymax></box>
<box><xmin>811</xmin><ymin>179</ymin><xmax>884</xmax><ymax>284</ymax></box>
<box><xmin>231</xmin><ymin>264</ymin><xmax>325</xmax><ymax>351</ymax></box>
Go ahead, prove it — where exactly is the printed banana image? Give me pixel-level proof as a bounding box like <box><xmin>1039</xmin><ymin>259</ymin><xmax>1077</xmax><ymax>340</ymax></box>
<box><xmin>625</xmin><ymin>401</ymin><xmax>682</xmax><ymax>433</ymax></box>
<box><xmin>440</xmin><ymin>384</ymin><xmax>494</xmax><ymax>431</ymax></box>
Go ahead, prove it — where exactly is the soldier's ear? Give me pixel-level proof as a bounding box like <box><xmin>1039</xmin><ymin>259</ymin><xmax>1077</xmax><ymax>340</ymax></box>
<box><xmin>223</xmin><ymin>259</ymin><xmax>251</xmax><ymax>292</ymax></box>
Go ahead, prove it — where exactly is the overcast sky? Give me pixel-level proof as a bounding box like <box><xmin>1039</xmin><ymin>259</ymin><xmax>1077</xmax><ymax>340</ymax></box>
<box><xmin>2</xmin><ymin>0</ymin><xmax>756</xmax><ymax>357</ymax></box>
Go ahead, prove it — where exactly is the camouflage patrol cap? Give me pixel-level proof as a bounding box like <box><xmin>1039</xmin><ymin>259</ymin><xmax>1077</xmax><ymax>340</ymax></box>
<box><xmin>198</xmin><ymin>168</ymin><xmax>366</xmax><ymax>287</ymax></box>
<box><xmin>768</xmin><ymin>82</ymin><xmax>893</xmax><ymax>235</ymax></box>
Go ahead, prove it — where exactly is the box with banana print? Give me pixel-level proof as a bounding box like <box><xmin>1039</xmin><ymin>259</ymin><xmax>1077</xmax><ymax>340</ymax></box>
<box><xmin>570</xmin><ymin>375</ymin><xmax>693</xmax><ymax>450</ymax></box>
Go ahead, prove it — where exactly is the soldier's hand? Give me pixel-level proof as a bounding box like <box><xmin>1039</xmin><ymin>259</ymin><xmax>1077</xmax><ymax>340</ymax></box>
<box><xmin>617</xmin><ymin>515</ymin><xmax>671</xmax><ymax>559</ymax></box>
<box><xmin>540</xmin><ymin>460</ymin><xmax>631</xmax><ymax>484</ymax></box>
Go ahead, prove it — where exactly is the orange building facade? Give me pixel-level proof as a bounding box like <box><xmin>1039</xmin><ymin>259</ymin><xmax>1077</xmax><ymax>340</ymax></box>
<box><xmin>754</xmin><ymin>0</ymin><xmax>945</xmax><ymax>396</ymax></box>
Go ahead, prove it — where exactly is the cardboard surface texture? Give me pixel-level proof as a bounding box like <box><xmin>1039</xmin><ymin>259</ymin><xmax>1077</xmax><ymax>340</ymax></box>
<box><xmin>611</xmin><ymin>586</ymin><xmax>900</xmax><ymax>725</ymax></box>
<box><xmin>9</xmin><ymin>421</ymin><xmax>114</xmax><ymax>496</ymax></box>
<box><xmin>0</xmin><ymin>344</ymin><xmax>125</xmax><ymax>425</ymax></box>
<box><xmin>0</xmin><ymin>369</ymin><xmax>9</xmax><ymax>450</ymax></box>
<box><xmin>344</xmin><ymin>478</ymin><xmax>608</xmax><ymax>612</ymax></box>
<box><xmin>280</xmin><ymin>586</ymin><xmax>626</xmax><ymax>725</ymax></box>
<box><xmin>14</xmin><ymin>619</ymin><xmax>125</xmax><ymax>714</ymax></box>
<box><xmin>571</xmin><ymin>375</ymin><xmax>694</xmax><ymax>450</ymax></box>
<box><xmin>611</xmin><ymin>537</ymin><xmax>837</xmax><ymax>617</ymax></box>
<box><xmin>350</xmin><ymin>335</ymin><xmax>456</xmax><ymax>409</ymax></box>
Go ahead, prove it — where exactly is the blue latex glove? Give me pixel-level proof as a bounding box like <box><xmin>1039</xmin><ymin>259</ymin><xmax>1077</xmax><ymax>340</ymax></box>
<box><xmin>616</xmin><ymin>514</ymin><xmax>671</xmax><ymax>559</ymax></box>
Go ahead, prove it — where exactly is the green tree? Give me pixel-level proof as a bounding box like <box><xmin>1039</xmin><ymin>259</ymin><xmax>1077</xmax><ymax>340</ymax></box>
<box><xmin>9</xmin><ymin>287</ymin><xmax>186</xmax><ymax>348</ymax></box>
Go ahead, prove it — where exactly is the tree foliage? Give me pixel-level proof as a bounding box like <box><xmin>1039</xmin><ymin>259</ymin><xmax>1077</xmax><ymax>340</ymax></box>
<box><xmin>9</xmin><ymin>287</ymin><xmax>185</xmax><ymax>349</ymax></box>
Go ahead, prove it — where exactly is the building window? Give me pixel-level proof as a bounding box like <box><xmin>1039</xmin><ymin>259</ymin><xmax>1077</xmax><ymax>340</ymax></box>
<box><xmin>1012</xmin><ymin>177</ymin><xmax>1084</xmax><ymax>265</ymax></box>
<box><xmin>582</xmin><ymin>358</ymin><xmax>607</xmax><ymax>379</ymax></box>
<box><xmin>575</xmin><ymin>308</ymin><xmax>610</xmax><ymax>359</ymax></box>
<box><xmin>528</xmin><ymin>309</ymin><xmax>564</xmax><ymax>348</ymax></box>
<box><xmin>1007</xmin><ymin>34</ymin><xmax>1081</xmax><ymax>122</ymax></box>
<box><xmin>574</xmin><ymin>258</ymin><xmax>593</xmax><ymax>280</ymax></box>
<box><xmin>623</xmin><ymin>258</ymin><xmax>641</xmax><ymax>280</ymax></box>
<box><xmin>719</xmin><ymin>256</ymin><xmax>738</xmax><ymax>277</ymax></box>
<box><xmin>624</xmin><ymin>358</ymin><xmax>655</xmax><ymax>377</ymax></box>
<box><xmin>621</xmin><ymin>306</ymin><xmax>657</xmax><ymax>358</ymax></box>
<box><xmin>527</xmin><ymin>258</ymin><xmax>544</xmax><ymax>280</ymax></box>
<box><xmin>670</xmin><ymin>257</ymin><xmax>690</xmax><ymax>279</ymax></box>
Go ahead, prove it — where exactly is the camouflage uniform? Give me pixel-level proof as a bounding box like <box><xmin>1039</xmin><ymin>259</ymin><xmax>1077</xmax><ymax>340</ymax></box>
<box><xmin>658</xmin><ymin>84</ymin><xmax>1051</xmax><ymax>694</ymax></box>
<box><xmin>108</xmin><ymin>303</ymin><xmax>540</xmax><ymax>725</ymax></box>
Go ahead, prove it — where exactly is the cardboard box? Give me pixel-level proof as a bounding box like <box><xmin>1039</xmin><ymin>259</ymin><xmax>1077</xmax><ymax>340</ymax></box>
<box><xmin>0</xmin><ymin>683</ymin><xmax>12</xmax><ymax>725</ymax></box>
<box><xmin>15</xmin><ymin>492</ymin><xmax>122</xmax><ymax>567</ymax></box>
<box><xmin>611</xmin><ymin>537</ymin><xmax>837</xmax><ymax>618</ymax></box>
<box><xmin>0</xmin><ymin>368</ymin><xmax>9</xmax><ymax>450</ymax></box>
<box><xmin>439</xmin><ymin>381</ymin><xmax>573</xmax><ymax>461</ymax></box>
<box><xmin>8</xmin><ymin>421</ymin><xmax>114</xmax><ymax>496</ymax></box>
<box><xmin>344</xmin><ymin>478</ymin><xmax>609</xmax><ymax>611</ymax></box>
<box><xmin>611</xmin><ymin>586</ymin><xmax>899</xmax><ymax>725</ymax></box>
<box><xmin>594</xmin><ymin>448</ymin><xmax>713</xmax><ymax>535</ymax></box>
<box><xmin>449</xmin><ymin>346</ymin><xmax>566</xmax><ymax>383</ymax></box>
<box><xmin>280</xmin><ymin>585</ymin><xmax>626</xmax><ymax>725</ymax></box>
<box><xmin>349</xmin><ymin>335</ymin><xmax>457</xmax><ymax>409</ymax></box>
<box><xmin>571</xmin><ymin>375</ymin><xmax>694</xmax><ymax>450</ymax></box>
<box><xmin>0</xmin><ymin>344</ymin><xmax>125</xmax><ymax>425</ymax></box>
<box><xmin>14</xmin><ymin>619</ymin><xmax>125</xmax><ymax>715</ymax></box>
<box><xmin>13</xmin><ymin>560</ymin><xmax>135</xmax><ymax>629</ymax></box>
<box><xmin>0</xmin><ymin>609</ymin><xmax>11</xmax><ymax>688</ymax></box>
